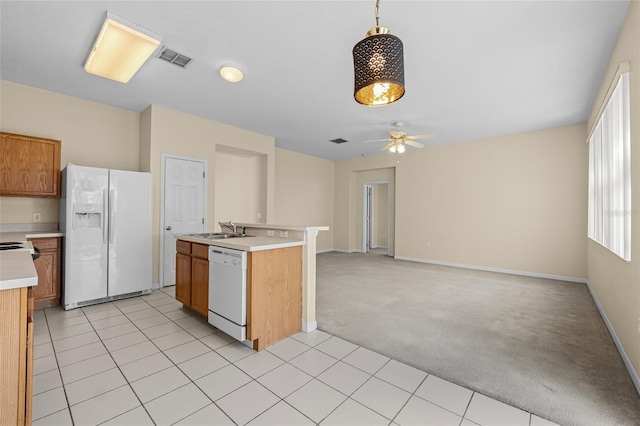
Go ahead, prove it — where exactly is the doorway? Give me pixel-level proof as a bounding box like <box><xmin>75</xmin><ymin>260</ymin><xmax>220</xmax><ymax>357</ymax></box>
<box><xmin>160</xmin><ymin>154</ymin><xmax>207</xmax><ymax>286</ymax></box>
<box><xmin>362</xmin><ymin>181</ymin><xmax>390</xmax><ymax>255</ymax></box>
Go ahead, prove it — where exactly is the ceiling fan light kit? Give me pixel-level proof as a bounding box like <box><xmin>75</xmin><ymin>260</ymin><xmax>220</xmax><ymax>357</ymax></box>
<box><xmin>352</xmin><ymin>0</ymin><xmax>405</xmax><ymax>106</ymax></box>
<box><xmin>363</xmin><ymin>121</ymin><xmax>436</xmax><ymax>154</ymax></box>
<box><xmin>389</xmin><ymin>142</ymin><xmax>405</xmax><ymax>153</ymax></box>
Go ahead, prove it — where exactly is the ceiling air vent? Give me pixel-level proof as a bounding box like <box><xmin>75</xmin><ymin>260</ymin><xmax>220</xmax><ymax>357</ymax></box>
<box><xmin>157</xmin><ymin>47</ymin><xmax>193</xmax><ymax>68</ymax></box>
<box><xmin>330</xmin><ymin>138</ymin><xmax>348</xmax><ymax>144</ymax></box>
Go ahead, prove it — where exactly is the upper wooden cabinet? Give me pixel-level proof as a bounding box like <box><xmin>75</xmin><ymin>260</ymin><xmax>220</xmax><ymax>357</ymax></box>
<box><xmin>0</xmin><ymin>132</ymin><xmax>61</xmax><ymax>198</ymax></box>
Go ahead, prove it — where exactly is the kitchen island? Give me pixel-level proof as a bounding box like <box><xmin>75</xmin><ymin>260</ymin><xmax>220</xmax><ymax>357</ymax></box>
<box><xmin>175</xmin><ymin>223</ymin><xmax>328</xmax><ymax>350</ymax></box>
<box><xmin>0</xmin><ymin>243</ymin><xmax>38</xmax><ymax>425</ymax></box>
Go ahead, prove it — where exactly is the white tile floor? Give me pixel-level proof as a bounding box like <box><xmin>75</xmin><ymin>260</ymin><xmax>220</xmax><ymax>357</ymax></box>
<box><xmin>32</xmin><ymin>286</ymin><xmax>560</xmax><ymax>426</ymax></box>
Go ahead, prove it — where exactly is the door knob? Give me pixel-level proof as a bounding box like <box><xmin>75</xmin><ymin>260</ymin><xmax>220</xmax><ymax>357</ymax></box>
<box><xmin>166</xmin><ymin>226</ymin><xmax>172</xmax><ymax>231</ymax></box>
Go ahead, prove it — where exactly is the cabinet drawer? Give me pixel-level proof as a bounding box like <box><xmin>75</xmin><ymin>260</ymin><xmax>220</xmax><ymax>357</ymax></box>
<box><xmin>28</xmin><ymin>237</ymin><xmax>59</xmax><ymax>251</ymax></box>
<box><xmin>192</xmin><ymin>243</ymin><xmax>209</xmax><ymax>260</ymax></box>
<box><xmin>176</xmin><ymin>240</ymin><xmax>191</xmax><ymax>255</ymax></box>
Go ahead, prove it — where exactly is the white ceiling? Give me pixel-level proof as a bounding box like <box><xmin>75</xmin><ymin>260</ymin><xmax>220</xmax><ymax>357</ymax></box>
<box><xmin>0</xmin><ymin>1</ymin><xmax>630</xmax><ymax>161</ymax></box>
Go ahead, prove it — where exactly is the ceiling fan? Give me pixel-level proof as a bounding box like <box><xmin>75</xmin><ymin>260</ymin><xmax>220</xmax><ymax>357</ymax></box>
<box><xmin>364</xmin><ymin>122</ymin><xmax>436</xmax><ymax>153</ymax></box>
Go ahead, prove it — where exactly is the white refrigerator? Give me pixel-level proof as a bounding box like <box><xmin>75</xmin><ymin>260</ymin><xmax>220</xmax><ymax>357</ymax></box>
<box><xmin>60</xmin><ymin>164</ymin><xmax>152</xmax><ymax>310</ymax></box>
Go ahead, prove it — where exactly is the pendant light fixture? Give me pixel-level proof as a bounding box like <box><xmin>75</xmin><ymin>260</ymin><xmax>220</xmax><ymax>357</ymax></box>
<box><xmin>352</xmin><ymin>0</ymin><xmax>405</xmax><ymax>106</ymax></box>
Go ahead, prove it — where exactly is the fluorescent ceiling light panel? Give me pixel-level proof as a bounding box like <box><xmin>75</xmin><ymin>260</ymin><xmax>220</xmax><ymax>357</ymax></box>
<box><xmin>84</xmin><ymin>12</ymin><xmax>162</xmax><ymax>83</ymax></box>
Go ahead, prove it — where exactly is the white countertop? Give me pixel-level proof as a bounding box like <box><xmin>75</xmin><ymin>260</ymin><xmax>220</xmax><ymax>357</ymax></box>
<box><xmin>0</xmin><ymin>228</ymin><xmax>61</xmax><ymax>290</ymax></box>
<box><xmin>0</xmin><ymin>231</ymin><xmax>64</xmax><ymax>242</ymax></box>
<box><xmin>0</xmin><ymin>250</ymin><xmax>38</xmax><ymax>290</ymax></box>
<box><xmin>176</xmin><ymin>234</ymin><xmax>304</xmax><ymax>252</ymax></box>
<box><xmin>237</xmin><ymin>223</ymin><xmax>330</xmax><ymax>232</ymax></box>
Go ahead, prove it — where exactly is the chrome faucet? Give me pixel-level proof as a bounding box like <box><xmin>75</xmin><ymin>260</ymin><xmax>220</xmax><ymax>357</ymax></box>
<box><xmin>219</xmin><ymin>221</ymin><xmax>237</xmax><ymax>234</ymax></box>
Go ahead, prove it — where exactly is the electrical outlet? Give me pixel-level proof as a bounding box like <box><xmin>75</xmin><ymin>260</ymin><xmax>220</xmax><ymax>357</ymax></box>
<box><xmin>279</xmin><ymin>230</ymin><xmax>288</xmax><ymax>238</ymax></box>
<box><xmin>427</xmin><ymin>241</ymin><xmax>431</xmax><ymax>248</ymax></box>
<box><xmin>257</xmin><ymin>213</ymin><xmax>262</xmax><ymax>219</ymax></box>
<box><xmin>267</xmin><ymin>230</ymin><xmax>275</xmax><ymax>237</ymax></box>
<box><xmin>33</xmin><ymin>213</ymin><xmax>41</xmax><ymax>222</ymax></box>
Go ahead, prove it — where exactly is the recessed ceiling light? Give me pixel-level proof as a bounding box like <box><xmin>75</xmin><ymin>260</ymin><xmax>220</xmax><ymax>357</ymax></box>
<box><xmin>84</xmin><ymin>12</ymin><xmax>162</xmax><ymax>84</ymax></box>
<box><xmin>220</xmin><ymin>66</ymin><xmax>243</xmax><ymax>83</ymax></box>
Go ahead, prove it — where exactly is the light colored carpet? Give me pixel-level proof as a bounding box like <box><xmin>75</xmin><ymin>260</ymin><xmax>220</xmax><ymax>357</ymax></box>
<box><xmin>316</xmin><ymin>252</ymin><xmax>640</xmax><ymax>426</ymax></box>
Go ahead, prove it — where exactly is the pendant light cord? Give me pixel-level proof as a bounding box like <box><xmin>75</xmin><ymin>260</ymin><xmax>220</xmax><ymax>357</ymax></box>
<box><xmin>375</xmin><ymin>0</ymin><xmax>380</xmax><ymax>26</ymax></box>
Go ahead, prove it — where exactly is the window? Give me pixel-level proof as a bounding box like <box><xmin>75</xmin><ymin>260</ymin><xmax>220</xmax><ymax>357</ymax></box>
<box><xmin>588</xmin><ymin>71</ymin><xmax>631</xmax><ymax>261</ymax></box>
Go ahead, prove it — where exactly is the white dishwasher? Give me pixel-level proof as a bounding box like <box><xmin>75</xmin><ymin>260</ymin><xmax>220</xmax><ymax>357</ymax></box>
<box><xmin>208</xmin><ymin>247</ymin><xmax>248</xmax><ymax>341</ymax></box>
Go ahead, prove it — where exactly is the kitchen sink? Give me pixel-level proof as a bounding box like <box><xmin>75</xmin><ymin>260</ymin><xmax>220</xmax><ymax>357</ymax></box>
<box><xmin>188</xmin><ymin>232</ymin><xmax>255</xmax><ymax>239</ymax></box>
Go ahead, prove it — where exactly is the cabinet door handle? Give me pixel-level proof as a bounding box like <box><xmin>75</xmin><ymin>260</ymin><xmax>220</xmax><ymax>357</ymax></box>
<box><xmin>166</xmin><ymin>226</ymin><xmax>172</xmax><ymax>231</ymax></box>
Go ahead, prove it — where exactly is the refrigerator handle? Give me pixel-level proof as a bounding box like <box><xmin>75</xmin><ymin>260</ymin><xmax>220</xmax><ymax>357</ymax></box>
<box><xmin>103</xmin><ymin>189</ymin><xmax>108</xmax><ymax>244</ymax></box>
<box><xmin>109</xmin><ymin>189</ymin><xmax>116</xmax><ymax>244</ymax></box>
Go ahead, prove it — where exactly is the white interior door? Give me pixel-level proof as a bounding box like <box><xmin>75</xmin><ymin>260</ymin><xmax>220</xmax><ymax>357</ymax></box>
<box><xmin>362</xmin><ymin>181</ymin><xmax>390</xmax><ymax>255</ymax></box>
<box><xmin>363</xmin><ymin>184</ymin><xmax>373</xmax><ymax>253</ymax></box>
<box><xmin>162</xmin><ymin>156</ymin><xmax>206</xmax><ymax>286</ymax></box>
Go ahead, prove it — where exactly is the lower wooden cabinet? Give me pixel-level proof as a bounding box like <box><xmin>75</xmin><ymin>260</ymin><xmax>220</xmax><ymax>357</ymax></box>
<box><xmin>247</xmin><ymin>246</ymin><xmax>302</xmax><ymax>351</ymax></box>
<box><xmin>0</xmin><ymin>287</ymin><xmax>34</xmax><ymax>425</ymax></box>
<box><xmin>191</xmin><ymin>258</ymin><xmax>209</xmax><ymax>316</ymax></box>
<box><xmin>27</xmin><ymin>237</ymin><xmax>61</xmax><ymax>309</ymax></box>
<box><xmin>175</xmin><ymin>252</ymin><xmax>192</xmax><ymax>306</ymax></box>
<box><xmin>175</xmin><ymin>241</ymin><xmax>209</xmax><ymax>317</ymax></box>
<box><xmin>174</xmin><ymin>240</ymin><xmax>303</xmax><ymax>351</ymax></box>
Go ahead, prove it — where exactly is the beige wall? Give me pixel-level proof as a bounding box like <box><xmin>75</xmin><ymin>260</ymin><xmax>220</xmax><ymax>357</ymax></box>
<box><xmin>333</xmin><ymin>161</ymin><xmax>397</xmax><ymax>254</ymax></box>
<box><xmin>274</xmin><ymin>147</ymin><xmax>334</xmax><ymax>252</ymax></box>
<box><xmin>0</xmin><ymin>82</ymin><xmax>333</xmax><ymax>285</ymax></box>
<box><xmin>215</xmin><ymin>151</ymin><xmax>267</xmax><ymax>225</ymax></box>
<box><xmin>586</xmin><ymin>1</ymin><xmax>640</xmax><ymax>383</ymax></box>
<box><xmin>141</xmin><ymin>105</ymin><xmax>276</xmax><ymax>284</ymax></box>
<box><xmin>398</xmin><ymin>124</ymin><xmax>587</xmax><ymax>278</ymax></box>
<box><xmin>335</xmin><ymin>124</ymin><xmax>587</xmax><ymax>279</ymax></box>
<box><xmin>0</xmin><ymin>80</ymin><xmax>140</xmax><ymax>224</ymax></box>
<box><xmin>0</xmin><ymin>79</ymin><xmax>589</xmax><ymax>281</ymax></box>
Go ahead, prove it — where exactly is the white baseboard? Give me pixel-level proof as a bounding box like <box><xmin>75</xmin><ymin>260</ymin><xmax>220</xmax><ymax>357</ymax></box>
<box><xmin>394</xmin><ymin>255</ymin><xmax>588</xmax><ymax>284</ymax></box>
<box><xmin>302</xmin><ymin>321</ymin><xmax>317</xmax><ymax>333</ymax></box>
<box><xmin>316</xmin><ymin>249</ymin><xmax>334</xmax><ymax>254</ymax></box>
<box><xmin>152</xmin><ymin>282</ymin><xmax>161</xmax><ymax>290</ymax></box>
<box><xmin>329</xmin><ymin>248</ymin><xmax>361</xmax><ymax>254</ymax></box>
<box><xmin>585</xmin><ymin>280</ymin><xmax>640</xmax><ymax>396</ymax></box>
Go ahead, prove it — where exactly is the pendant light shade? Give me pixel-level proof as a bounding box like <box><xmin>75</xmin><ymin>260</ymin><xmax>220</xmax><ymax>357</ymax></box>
<box><xmin>353</xmin><ymin>1</ymin><xmax>405</xmax><ymax>106</ymax></box>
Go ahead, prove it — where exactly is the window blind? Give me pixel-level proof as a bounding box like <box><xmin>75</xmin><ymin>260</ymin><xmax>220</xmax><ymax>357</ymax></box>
<box><xmin>587</xmin><ymin>72</ymin><xmax>631</xmax><ymax>261</ymax></box>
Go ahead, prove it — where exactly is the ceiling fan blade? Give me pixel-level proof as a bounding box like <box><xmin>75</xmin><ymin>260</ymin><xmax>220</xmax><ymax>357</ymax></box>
<box><xmin>363</xmin><ymin>138</ymin><xmax>391</xmax><ymax>143</ymax></box>
<box><xmin>405</xmin><ymin>140</ymin><xmax>425</xmax><ymax>148</ymax></box>
<box><xmin>406</xmin><ymin>133</ymin><xmax>436</xmax><ymax>140</ymax></box>
<box><xmin>381</xmin><ymin>142</ymin><xmax>394</xmax><ymax>151</ymax></box>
